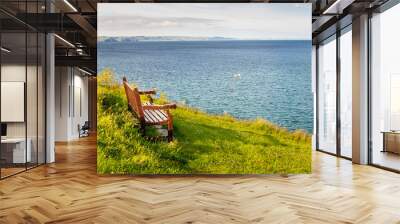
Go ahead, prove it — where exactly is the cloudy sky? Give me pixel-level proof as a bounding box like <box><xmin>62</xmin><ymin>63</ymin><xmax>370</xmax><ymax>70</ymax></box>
<box><xmin>98</xmin><ymin>3</ymin><xmax>311</xmax><ymax>40</ymax></box>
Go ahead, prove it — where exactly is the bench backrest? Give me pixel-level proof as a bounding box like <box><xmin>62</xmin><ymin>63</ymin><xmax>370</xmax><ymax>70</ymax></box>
<box><xmin>122</xmin><ymin>77</ymin><xmax>145</xmax><ymax>121</ymax></box>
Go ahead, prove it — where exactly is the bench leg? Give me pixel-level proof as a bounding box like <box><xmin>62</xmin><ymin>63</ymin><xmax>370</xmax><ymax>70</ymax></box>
<box><xmin>167</xmin><ymin>112</ymin><xmax>173</xmax><ymax>142</ymax></box>
<box><xmin>140</xmin><ymin>121</ymin><xmax>146</xmax><ymax>136</ymax></box>
<box><xmin>167</xmin><ymin>130</ymin><xmax>173</xmax><ymax>142</ymax></box>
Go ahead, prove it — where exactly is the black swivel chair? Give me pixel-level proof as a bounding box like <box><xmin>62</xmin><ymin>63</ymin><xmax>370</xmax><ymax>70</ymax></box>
<box><xmin>78</xmin><ymin>121</ymin><xmax>90</xmax><ymax>138</ymax></box>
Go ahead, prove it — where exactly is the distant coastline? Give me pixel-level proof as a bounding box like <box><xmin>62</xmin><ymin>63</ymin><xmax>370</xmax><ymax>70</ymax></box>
<box><xmin>98</xmin><ymin>36</ymin><xmax>235</xmax><ymax>43</ymax></box>
<box><xmin>98</xmin><ymin>36</ymin><xmax>311</xmax><ymax>43</ymax></box>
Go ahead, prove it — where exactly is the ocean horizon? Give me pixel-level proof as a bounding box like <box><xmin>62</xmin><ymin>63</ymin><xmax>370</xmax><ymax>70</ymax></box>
<box><xmin>98</xmin><ymin>39</ymin><xmax>313</xmax><ymax>132</ymax></box>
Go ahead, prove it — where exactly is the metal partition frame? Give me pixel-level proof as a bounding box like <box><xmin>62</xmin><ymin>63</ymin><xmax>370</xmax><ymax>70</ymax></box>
<box><xmin>315</xmin><ymin>0</ymin><xmax>400</xmax><ymax>173</ymax></box>
<box><xmin>0</xmin><ymin>2</ymin><xmax>48</xmax><ymax>180</ymax></box>
<box><xmin>315</xmin><ymin>21</ymin><xmax>353</xmax><ymax>161</ymax></box>
<box><xmin>367</xmin><ymin>1</ymin><xmax>400</xmax><ymax>173</ymax></box>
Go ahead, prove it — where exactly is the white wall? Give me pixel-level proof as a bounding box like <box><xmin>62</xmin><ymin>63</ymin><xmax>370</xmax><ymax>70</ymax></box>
<box><xmin>72</xmin><ymin>72</ymin><xmax>89</xmax><ymax>138</ymax></box>
<box><xmin>1</xmin><ymin>64</ymin><xmax>34</xmax><ymax>138</ymax></box>
<box><xmin>55</xmin><ymin>66</ymin><xmax>70</xmax><ymax>141</ymax></box>
<box><xmin>1</xmin><ymin>64</ymin><xmax>26</xmax><ymax>141</ymax></box>
<box><xmin>1</xmin><ymin>62</ymin><xmax>46</xmax><ymax>164</ymax></box>
<box><xmin>54</xmin><ymin>67</ymin><xmax>89</xmax><ymax>141</ymax></box>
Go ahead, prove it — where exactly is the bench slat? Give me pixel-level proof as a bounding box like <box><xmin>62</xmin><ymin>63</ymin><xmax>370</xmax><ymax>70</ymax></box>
<box><xmin>151</xmin><ymin>110</ymin><xmax>167</xmax><ymax>122</ymax></box>
<box><xmin>144</xmin><ymin>110</ymin><xmax>168</xmax><ymax>124</ymax></box>
<box><xmin>153</xmin><ymin>109</ymin><xmax>168</xmax><ymax>120</ymax></box>
<box><xmin>147</xmin><ymin>110</ymin><xmax>160</xmax><ymax>122</ymax></box>
<box><xmin>144</xmin><ymin>113</ymin><xmax>154</xmax><ymax>123</ymax></box>
<box><xmin>150</xmin><ymin>109</ymin><xmax>165</xmax><ymax>121</ymax></box>
<box><xmin>144</xmin><ymin>111</ymin><xmax>157</xmax><ymax>123</ymax></box>
<box><xmin>143</xmin><ymin>102</ymin><xmax>168</xmax><ymax>121</ymax></box>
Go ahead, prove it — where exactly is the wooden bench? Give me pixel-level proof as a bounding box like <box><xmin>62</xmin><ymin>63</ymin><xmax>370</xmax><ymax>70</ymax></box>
<box><xmin>122</xmin><ymin>77</ymin><xmax>177</xmax><ymax>142</ymax></box>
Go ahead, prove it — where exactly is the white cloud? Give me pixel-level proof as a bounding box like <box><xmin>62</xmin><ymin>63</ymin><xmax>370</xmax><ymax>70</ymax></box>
<box><xmin>98</xmin><ymin>3</ymin><xmax>311</xmax><ymax>40</ymax></box>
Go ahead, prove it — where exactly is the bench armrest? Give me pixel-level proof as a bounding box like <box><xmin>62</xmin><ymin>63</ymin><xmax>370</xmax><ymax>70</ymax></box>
<box><xmin>138</xmin><ymin>89</ymin><xmax>156</xmax><ymax>95</ymax></box>
<box><xmin>142</xmin><ymin>103</ymin><xmax>177</xmax><ymax>110</ymax></box>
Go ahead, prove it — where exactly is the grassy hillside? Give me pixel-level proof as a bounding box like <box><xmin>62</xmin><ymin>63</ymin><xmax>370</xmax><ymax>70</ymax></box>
<box><xmin>97</xmin><ymin>69</ymin><xmax>311</xmax><ymax>174</ymax></box>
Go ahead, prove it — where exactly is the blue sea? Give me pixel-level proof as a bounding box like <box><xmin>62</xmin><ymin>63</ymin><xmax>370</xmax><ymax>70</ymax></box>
<box><xmin>98</xmin><ymin>40</ymin><xmax>313</xmax><ymax>132</ymax></box>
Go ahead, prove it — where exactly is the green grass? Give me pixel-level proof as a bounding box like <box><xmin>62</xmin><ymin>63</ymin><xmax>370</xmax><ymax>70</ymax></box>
<box><xmin>97</xmin><ymin>69</ymin><xmax>311</xmax><ymax>174</ymax></box>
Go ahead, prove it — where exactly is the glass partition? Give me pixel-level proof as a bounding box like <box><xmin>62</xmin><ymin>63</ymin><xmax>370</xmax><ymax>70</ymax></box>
<box><xmin>0</xmin><ymin>3</ymin><xmax>46</xmax><ymax>179</ymax></box>
<box><xmin>1</xmin><ymin>31</ymin><xmax>28</xmax><ymax>177</ymax></box>
<box><xmin>27</xmin><ymin>31</ymin><xmax>38</xmax><ymax>169</ymax></box>
<box><xmin>339</xmin><ymin>27</ymin><xmax>352</xmax><ymax>158</ymax></box>
<box><xmin>370</xmin><ymin>3</ymin><xmax>400</xmax><ymax>171</ymax></box>
<box><xmin>317</xmin><ymin>35</ymin><xmax>337</xmax><ymax>154</ymax></box>
<box><xmin>38</xmin><ymin>32</ymin><xmax>45</xmax><ymax>165</ymax></box>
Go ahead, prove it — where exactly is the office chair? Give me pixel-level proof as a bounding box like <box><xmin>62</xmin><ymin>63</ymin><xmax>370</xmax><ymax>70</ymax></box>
<box><xmin>79</xmin><ymin>121</ymin><xmax>90</xmax><ymax>138</ymax></box>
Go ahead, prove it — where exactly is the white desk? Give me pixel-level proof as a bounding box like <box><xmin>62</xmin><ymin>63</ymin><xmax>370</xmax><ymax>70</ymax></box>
<box><xmin>1</xmin><ymin>138</ymin><xmax>31</xmax><ymax>163</ymax></box>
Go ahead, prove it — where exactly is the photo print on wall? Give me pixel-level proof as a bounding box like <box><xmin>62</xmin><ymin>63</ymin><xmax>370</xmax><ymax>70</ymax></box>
<box><xmin>97</xmin><ymin>3</ymin><xmax>313</xmax><ymax>174</ymax></box>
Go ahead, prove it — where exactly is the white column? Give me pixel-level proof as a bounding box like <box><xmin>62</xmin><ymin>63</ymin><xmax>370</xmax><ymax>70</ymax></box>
<box><xmin>46</xmin><ymin>33</ymin><xmax>55</xmax><ymax>163</ymax></box>
<box><xmin>352</xmin><ymin>14</ymin><xmax>369</xmax><ymax>164</ymax></box>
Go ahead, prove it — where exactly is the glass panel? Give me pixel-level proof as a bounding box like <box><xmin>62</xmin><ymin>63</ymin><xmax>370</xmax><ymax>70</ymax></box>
<box><xmin>317</xmin><ymin>36</ymin><xmax>337</xmax><ymax>154</ymax></box>
<box><xmin>371</xmin><ymin>4</ymin><xmax>400</xmax><ymax>171</ymax></box>
<box><xmin>26</xmin><ymin>0</ymin><xmax>39</xmax><ymax>169</ymax></box>
<box><xmin>340</xmin><ymin>28</ymin><xmax>352</xmax><ymax>158</ymax></box>
<box><xmin>38</xmin><ymin>33</ymin><xmax>45</xmax><ymax>165</ymax></box>
<box><xmin>27</xmin><ymin>31</ymin><xmax>38</xmax><ymax>169</ymax></box>
<box><xmin>1</xmin><ymin>31</ymin><xmax>27</xmax><ymax>177</ymax></box>
<box><xmin>0</xmin><ymin>1</ymin><xmax>46</xmax><ymax>179</ymax></box>
<box><xmin>312</xmin><ymin>46</ymin><xmax>317</xmax><ymax>150</ymax></box>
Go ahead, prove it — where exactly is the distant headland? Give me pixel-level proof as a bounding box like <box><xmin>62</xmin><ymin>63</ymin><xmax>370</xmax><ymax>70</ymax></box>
<box><xmin>98</xmin><ymin>36</ymin><xmax>238</xmax><ymax>43</ymax></box>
